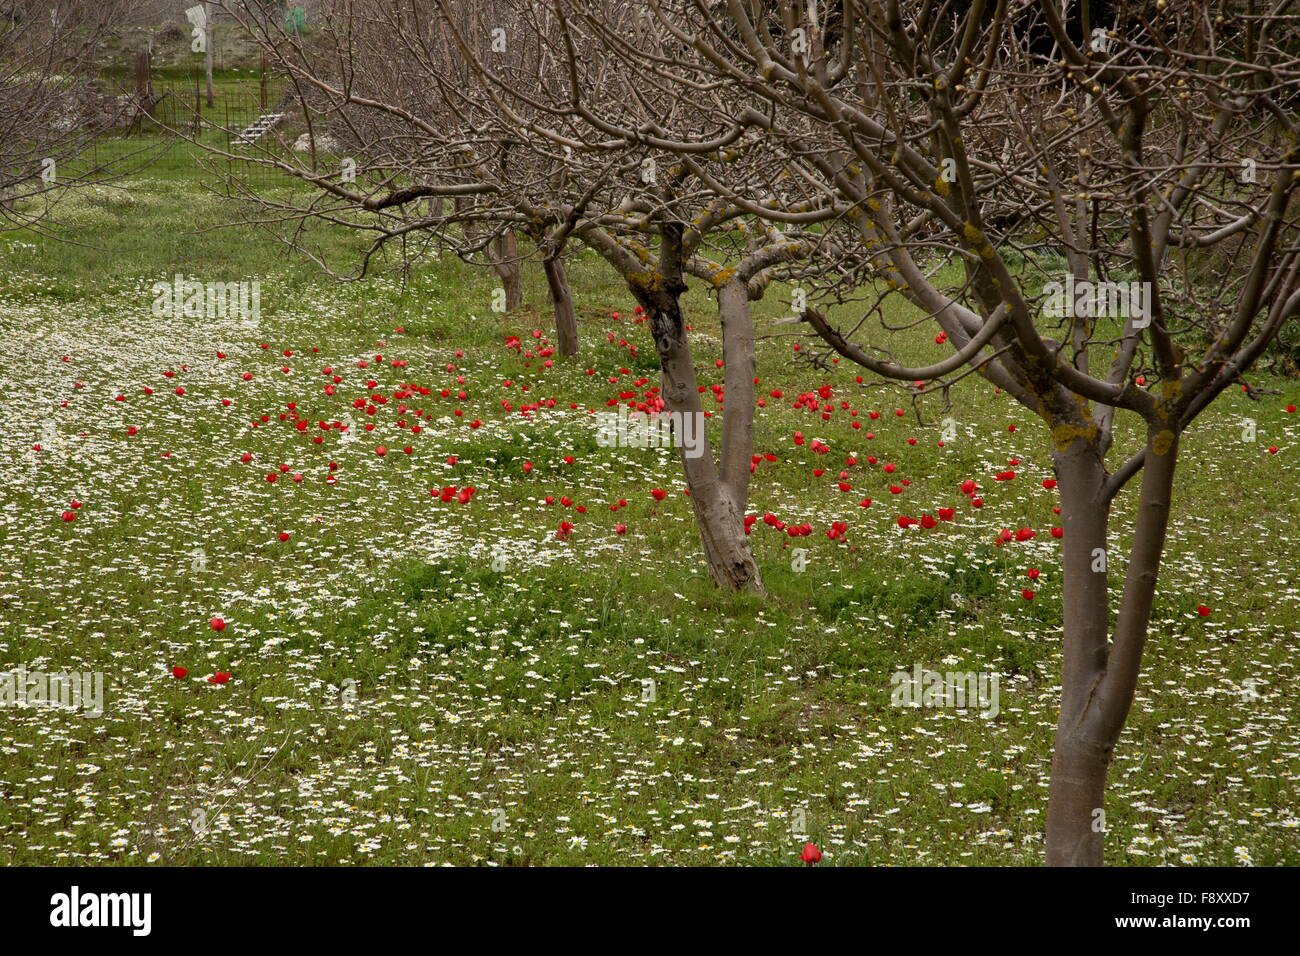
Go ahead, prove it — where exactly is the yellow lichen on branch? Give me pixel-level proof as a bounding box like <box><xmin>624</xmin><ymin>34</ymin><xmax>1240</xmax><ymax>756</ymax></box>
<box><xmin>1150</xmin><ymin>429</ymin><xmax>1176</xmax><ymax>456</ymax></box>
<box><xmin>1051</xmin><ymin>421</ymin><xmax>1099</xmax><ymax>452</ymax></box>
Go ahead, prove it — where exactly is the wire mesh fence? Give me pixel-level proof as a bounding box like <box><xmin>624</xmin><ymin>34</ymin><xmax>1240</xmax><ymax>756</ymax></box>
<box><xmin>88</xmin><ymin>66</ymin><xmax>302</xmax><ymax>194</ymax></box>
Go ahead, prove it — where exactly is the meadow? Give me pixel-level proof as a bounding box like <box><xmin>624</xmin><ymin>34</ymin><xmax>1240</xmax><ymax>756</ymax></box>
<box><xmin>0</xmin><ymin>116</ymin><xmax>1296</xmax><ymax>866</ymax></box>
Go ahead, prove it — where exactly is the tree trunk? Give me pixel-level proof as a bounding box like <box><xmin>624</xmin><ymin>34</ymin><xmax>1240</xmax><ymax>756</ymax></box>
<box><xmin>684</xmin><ymin>464</ymin><xmax>762</xmax><ymax>594</ymax></box>
<box><xmin>1044</xmin><ymin>429</ymin><xmax>1180</xmax><ymax>865</ymax></box>
<box><xmin>543</xmin><ymin>255</ymin><xmax>579</xmax><ymax>357</ymax></box>
<box><xmin>636</xmin><ymin>278</ymin><xmax>763</xmax><ymax>594</ymax></box>
<box><xmin>1045</xmin><ymin>439</ymin><xmax>1112</xmax><ymax>866</ymax></box>
<box><xmin>717</xmin><ymin>279</ymin><xmax>757</xmax><ymax>506</ymax></box>
<box><xmin>492</xmin><ymin>230</ymin><xmax>524</xmax><ymax>312</ymax></box>
<box><xmin>456</xmin><ymin>196</ymin><xmax>477</xmax><ymax>238</ymax></box>
<box><xmin>1045</xmin><ymin>738</ymin><xmax>1111</xmax><ymax>867</ymax></box>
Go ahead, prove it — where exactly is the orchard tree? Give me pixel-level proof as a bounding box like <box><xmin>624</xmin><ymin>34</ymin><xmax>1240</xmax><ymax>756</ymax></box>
<box><xmin>546</xmin><ymin>0</ymin><xmax>1300</xmax><ymax>864</ymax></box>
<box><xmin>438</xmin><ymin>0</ymin><xmax>844</xmax><ymax>591</ymax></box>
<box><xmin>550</xmin><ymin>186</ymin><xmax>818</xmax><ymax>593</ymax></box>
<box><xmin>440</xmin><ymin>0</ymin><xmax>845</xmax><ymax>591</ymax></box>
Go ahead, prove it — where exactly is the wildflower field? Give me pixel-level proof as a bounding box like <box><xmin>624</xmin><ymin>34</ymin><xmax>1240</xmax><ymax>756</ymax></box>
<box><xmin>1</xmin><ymin>134</ymin><xmax>1296</xmax><ymax>868</ymax></box>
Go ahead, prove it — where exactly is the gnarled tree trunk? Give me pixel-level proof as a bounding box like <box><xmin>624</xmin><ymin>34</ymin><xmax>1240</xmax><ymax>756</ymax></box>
<box><xmin>628</xmin><ymin>227</ymin><xmax>763</xmax><ymax>593</ymax></box>
<box><xmin>644</xmin><ymin>284</ymin><xmax>762</xmax><ymax>593</ymax></box>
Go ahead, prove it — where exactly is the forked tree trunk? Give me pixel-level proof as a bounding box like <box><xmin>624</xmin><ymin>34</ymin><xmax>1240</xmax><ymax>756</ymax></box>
<box><xmin>653</xmin><ymin>290</ymin><xmax>762</xmax><ymax>594</ymax></box>
<box><xmin>1045</xmin><ymin>430</ymin><xmax>1181</xmax><ymax>865</ymax></box>
<box><xmin>579</xmin><ymin>222</ymin><xmax>763</xmax><ymax>593</ymax></box>
<box><xmin>492</xmin><ymin>230</ymin><xmax>525</xmax><ymax>312</ymax></box>
<box><xmin>634</xmin><ymin>274</ymin><xmax>762</xmax><ymax>594</ymax></box>
<box><xmin>543</xmin><ymin>255</ymin><xmax>579</xmax><ymax>356</ymax></box>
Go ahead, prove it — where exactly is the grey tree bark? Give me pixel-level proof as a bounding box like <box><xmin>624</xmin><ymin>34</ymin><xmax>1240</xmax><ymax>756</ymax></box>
<box><xmin>1044</xmin><ymin>428</ymin><xmax>1181</xmax><ymax>865</ymax></box>
<box><xmin>717</xmin><ymin>278</ymin><xmax>757</xmax><ymax>507</ymax></box>
<box><xmin>543</xmin><ymin>254</ymin><xmax>579</xmax><ymax>357</ymax></box>
<box><xmin>491</xmin><ymin>230</ymin><xmax>524</xmax><ymax>312</ymax></box>
<box><xmin>1043</xmin><ymin>438</ymin><xmax>1114</xmax><ymax>866</ymax></box>
<box><xmin>610</xmin><ymin>224</ymin><xmax>763</xmax><ymax>593</ymax></box>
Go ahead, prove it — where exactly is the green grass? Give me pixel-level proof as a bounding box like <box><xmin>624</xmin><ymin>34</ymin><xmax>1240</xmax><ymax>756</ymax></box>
<box><xmin>0</xmin><ymin>107</ymin><xmax>1296</xmax><ymax>867</ymax></box>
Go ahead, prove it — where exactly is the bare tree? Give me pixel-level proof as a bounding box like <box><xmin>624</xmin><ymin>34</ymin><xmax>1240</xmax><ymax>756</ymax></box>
<box><xmin>437</xmin><ymin>0</ymin><xmax>838</xmax><ymax>591</ymax></box>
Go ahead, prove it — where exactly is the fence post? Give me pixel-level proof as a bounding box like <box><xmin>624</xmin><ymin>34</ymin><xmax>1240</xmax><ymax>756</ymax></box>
<box><xmin>204</xmin><ymin>1</ymin><xmax>215</xmax><ymax>108</ymax></box>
